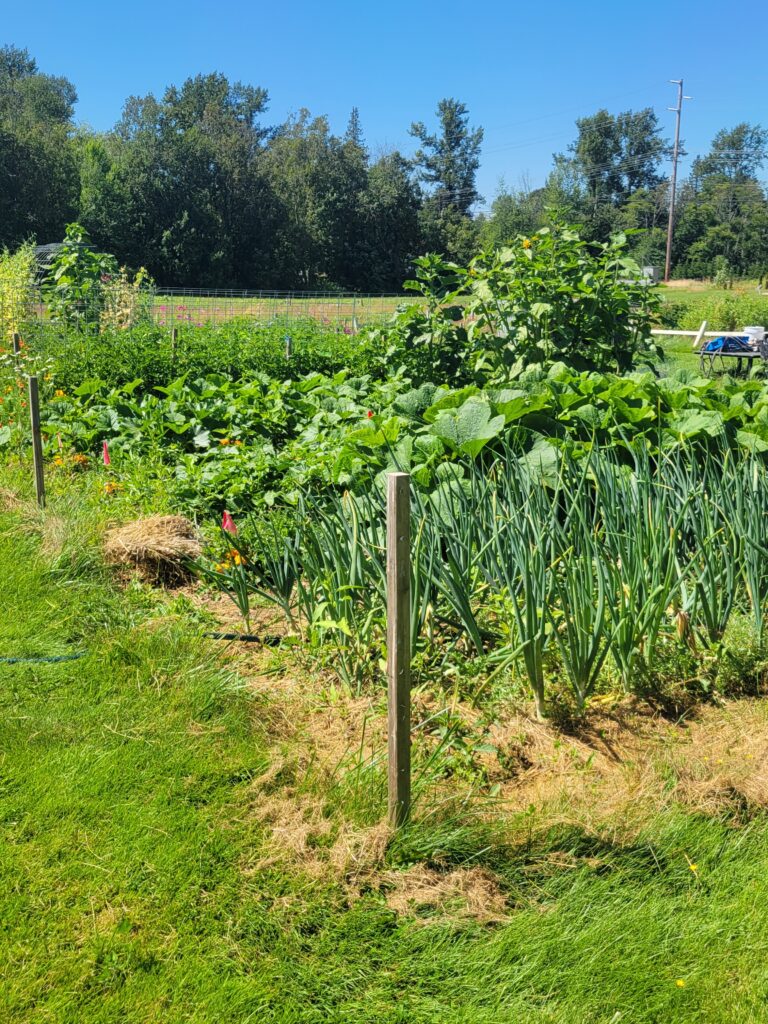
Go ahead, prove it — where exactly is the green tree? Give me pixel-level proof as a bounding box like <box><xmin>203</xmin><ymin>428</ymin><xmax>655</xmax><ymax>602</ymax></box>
<box><xmin>0</xmin><ymin>45</ymin><xmax>79</xmax><ymax>247</ymax></box>
<box><xmin>409</xmin><ymin>98</ymin><xmax>483</xmax><ymax>214</ymax></box>
<box><xmin>359</xmin><ymin>152</ymin><xmax>422</xmax><ymax>290</ymax></box>
<box><xmin>80</xmin><ymin>74</ymin><xmax>275</xmax><ymax>285</ymax></box>
<box><xmin>674</xmin><ymin>123</ymin><xmax>768</xmax><ymax>277</ymax></box>
<box><xmin>547</xmin><ymin>108</ymin><xmax>670</xmax><ymax>242</ymax></box>
<box><xmin>480</xmin><ymin>181</ymin><xmax>547</xmax><ymax>247</ymax></box>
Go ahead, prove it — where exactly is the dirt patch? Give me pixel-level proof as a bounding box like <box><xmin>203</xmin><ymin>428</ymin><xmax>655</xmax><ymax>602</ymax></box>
<box><xmin>104</xmin><ymin>515</ymin><xmax>201</xmax><ymax>582</ymax></box>
<box><xmin>193</xmin><ymin>590</ymin><xmax>289</xmax><ymax>639</ymax></box>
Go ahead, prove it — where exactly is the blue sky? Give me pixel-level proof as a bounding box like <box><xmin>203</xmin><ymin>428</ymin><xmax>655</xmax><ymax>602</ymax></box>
<box><xmin>8</xmin><ymin>0</ymin><xmax>767</xmax><ymax>208</ymax></box>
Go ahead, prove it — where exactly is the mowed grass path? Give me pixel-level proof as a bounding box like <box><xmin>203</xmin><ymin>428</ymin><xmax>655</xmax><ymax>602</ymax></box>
<box><xmin>3</xmin><ymin>496</ymin><xmax>768</xmax><ymax>1021</ymax></box>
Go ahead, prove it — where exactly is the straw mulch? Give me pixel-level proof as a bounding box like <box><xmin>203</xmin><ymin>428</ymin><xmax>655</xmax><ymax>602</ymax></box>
<box><xmin>104</xmin><ymin>515</ymin><xmax>202</xmax><ymax>582</ymax></box>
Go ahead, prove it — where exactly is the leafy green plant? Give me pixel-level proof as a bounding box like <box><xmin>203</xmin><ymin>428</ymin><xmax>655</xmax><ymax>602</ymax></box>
<box><xmin>377</xmin><ymin>224</ymin><xmax>662</xmax><ymax>385</ymax></box>
<box><xmin>43</xmin><ymin>223</ymin><xmax>117</xmax><ymax>332</ymax></box>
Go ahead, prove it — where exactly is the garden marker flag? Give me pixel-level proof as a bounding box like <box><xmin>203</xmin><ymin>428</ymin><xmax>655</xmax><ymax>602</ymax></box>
<box><xmin>102</xmin><ymin>441</ymin><xmax>111</xmax><ymax>466</ymax></box>
<box><xmin>222</xmin><ymin>510</ymin><xmax>237</xmax><ymax>534</ymax></box>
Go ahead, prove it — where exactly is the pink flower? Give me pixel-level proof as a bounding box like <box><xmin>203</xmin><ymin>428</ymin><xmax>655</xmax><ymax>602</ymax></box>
<box><xmin>102</xmin><ymin>441</ymin><xmax>111</xmax><ymax>466</ymax></box>
<box><xmin>222</xmin><ymin>510</ymin><xmax>237</xmax><ymax>534</ymax></box>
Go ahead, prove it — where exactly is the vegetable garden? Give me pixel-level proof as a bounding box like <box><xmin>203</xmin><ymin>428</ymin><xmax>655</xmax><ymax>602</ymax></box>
<box><xmin>7</xmin><ymin>222</ymin><xmax>768</xmax><ymax>1022</ymax></box>
<box><xmin>3</xmin><ymin>224</ymin><xmax>768</xmax><ymax>719</ymax></box>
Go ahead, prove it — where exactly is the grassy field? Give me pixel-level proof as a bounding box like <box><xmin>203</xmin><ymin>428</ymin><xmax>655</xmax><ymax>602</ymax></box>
<box><xmin>4</xmin><ymin>472</ymin><xmax>768</xmax><ymax>1022</ymax></box>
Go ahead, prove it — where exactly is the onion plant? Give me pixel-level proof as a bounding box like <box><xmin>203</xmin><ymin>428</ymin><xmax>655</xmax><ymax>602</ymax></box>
<box><xmin>593</xmin><ymin>448</ymin><xmax>688</xmax><ymax>689</ymax></box>
<box><xmin>196</xmin><ymin>435</ymin><xmax>768</xmax><ymax>713</ymax></box>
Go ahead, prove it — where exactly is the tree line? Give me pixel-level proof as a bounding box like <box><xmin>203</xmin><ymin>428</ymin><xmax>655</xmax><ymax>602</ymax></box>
<box><xmin>2</xmin><ymin>44</ymin><xmax>767</xmax><ymax>289</ymax></box>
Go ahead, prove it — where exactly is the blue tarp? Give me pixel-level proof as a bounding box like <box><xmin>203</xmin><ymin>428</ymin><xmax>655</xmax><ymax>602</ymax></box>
<box><xmin>702</xmin><ymin>335</ymin><xmax>752</xmax><ymax>353</ymax></box>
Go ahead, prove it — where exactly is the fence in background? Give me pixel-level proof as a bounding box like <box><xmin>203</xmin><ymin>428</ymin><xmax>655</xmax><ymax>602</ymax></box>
<box><xmin>155</xmin><ymin>288</ymin><xmax>406</xmax><ymax>329</ymax></box>
<box><xmin>0</xmin><ymin>286</ymin><xmax>410</xmax><ymax>340</ymax></box>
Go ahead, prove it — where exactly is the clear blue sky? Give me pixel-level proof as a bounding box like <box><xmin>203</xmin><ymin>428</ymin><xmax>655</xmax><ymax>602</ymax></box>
<box><xmin>8</xmin><ymin>0</ymin><xmax>767</xmax><ymax>208</ymax></box>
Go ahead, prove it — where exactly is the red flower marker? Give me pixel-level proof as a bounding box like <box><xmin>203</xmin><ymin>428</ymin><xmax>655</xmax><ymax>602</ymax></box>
<box><xmin>102</xmin><ymin>440</ymin><xmax>111</xmax><ymax>466</ymax></box>
<box><xmin>367</xmin><ymin>410</ymin><xmax>374</xmax><ymax>419</ymax></box>
<box><xmin>222</xmin><ymin>510</ymin><xmax>237</xmax><ymax>534</ymax></box>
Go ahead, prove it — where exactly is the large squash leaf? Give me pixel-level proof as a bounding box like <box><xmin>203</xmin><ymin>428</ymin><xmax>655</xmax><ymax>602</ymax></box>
<box><xmin>429</xmin><ymin>397</ymin><xmax>505</xmax><ymax>457</ymax></box>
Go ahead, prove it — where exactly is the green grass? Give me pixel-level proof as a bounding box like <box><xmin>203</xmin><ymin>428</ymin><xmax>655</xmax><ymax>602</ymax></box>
<box><xmin>5</xmin><ymin>486</ymin><xmax>768</xmax><ymax>1021</ymax></box>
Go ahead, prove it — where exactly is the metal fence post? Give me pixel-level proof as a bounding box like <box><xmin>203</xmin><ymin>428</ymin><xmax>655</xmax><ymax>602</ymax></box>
<box><xmin>28</xmin><ymin>375</ymin><xmax>45</xmax><ymax>508</ymax></box>
<box><xmin>387</xmin><ymin>472</ymin><xmax>411</xmax><ymax>828</ymax></box>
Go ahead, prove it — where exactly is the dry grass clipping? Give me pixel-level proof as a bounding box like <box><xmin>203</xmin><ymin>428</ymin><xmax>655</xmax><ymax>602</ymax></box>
<box><xmin>104</xmin><ymin>515</ymin><xmax>201</xmax><ymax>582</ymax></box>
<box><xmin>381</xmin><ymin>865</ymin><xmax>508</xmax><ymax>924</ymax></box>
<box><xmin>0</xmin><ymin>487</ymin><xmax>24</xmax><ymax>513</ymax></box>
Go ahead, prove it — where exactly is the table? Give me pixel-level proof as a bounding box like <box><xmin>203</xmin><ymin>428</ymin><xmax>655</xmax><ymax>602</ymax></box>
<box><xmin>699</xmin><ymin>349</ymin><xmax>763</xmax><ymax>376</ymax></box>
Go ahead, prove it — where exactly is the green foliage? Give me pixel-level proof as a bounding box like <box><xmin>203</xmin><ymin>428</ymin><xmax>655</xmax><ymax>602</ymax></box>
<box><xmin>676</xmin><ymin>292</ymin><xmax>768</xmax><ymax>332</ymax></box>
<box><xmin>19</xmin><ymin>348</ymin><xmax>768</xmax><ymax>520</ymax></box>
<box><xmin>0</xmin><ymin>46</ymin><xmax>78</xmax><ymax>249</ymax></box>
<box><xmin>379</xmin><ymin>226</ymin><xmax>661</xmax><ymax>383</ymax></box>
<box><xmin>713</xmin><ymin>255</ymin><xmax>734</xmax><ymax>289</ymax></box>
<box><xmin>30</xmin><ymin>317</ymin><xmax>384</xmax><ymax>393</ymax></box>
<box><xmin>43</xmin><ymin>222</ymin><xmax>117</xmax><ymax>330</ymax></box>
<box><xmin>464</xmin><ymin>227</ymin><xmax>661</xmax><ymax>374</ymax></box>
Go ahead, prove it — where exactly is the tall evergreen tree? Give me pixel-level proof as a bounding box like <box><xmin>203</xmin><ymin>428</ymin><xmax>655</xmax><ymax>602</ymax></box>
<box><xmin>409</xmin><ymin>98</ymin><xmax>484</xmax><ymax>214</ymax></box>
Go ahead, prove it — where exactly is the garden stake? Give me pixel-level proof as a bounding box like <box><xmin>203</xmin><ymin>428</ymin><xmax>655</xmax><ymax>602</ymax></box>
<box><xmin>12</xmin><ymin>332</ymin><xmax>21</xmax><ymax>355</ymax></box>
<box><xmin>387</xmin><ymin>472</ymin><xmax>411</xmax><ymax>828</ymax></box>
<box><xmin>284</xmin><ymin>334</ymin><xmax>293</xmax><ymax>360</ymax></box>
<box><xmin>28</xmin><ymin>375</ymin><xmax>45</xmax><ymax>508</ymax></box>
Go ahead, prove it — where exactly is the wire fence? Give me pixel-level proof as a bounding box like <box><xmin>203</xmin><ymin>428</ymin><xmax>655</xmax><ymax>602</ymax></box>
<box><xmin>0</xmin><ymin>286</ymin><xmax>410</xmax><ymax>342</ymax></box>
<box><xmin>155</xmin><ymin>288</ymin><xmax>407</xmax><ymax>328</ymax></box>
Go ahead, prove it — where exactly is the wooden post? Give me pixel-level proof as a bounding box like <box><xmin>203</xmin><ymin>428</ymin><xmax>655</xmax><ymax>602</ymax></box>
<box><xmin>692</xmin><ymin>319</ymin><xmax>708</xmax><ymax>350</ymax></box>
<box><xmin>284</xmin><ymin>334</ymin><xmax>293</xmax><ymax>360</ymax></box>
<box><xmin>28</xmin><ymin>375</ymin><xmax>45</xmax><ymax>508</ymax></box>
<box><xmin>387</xmin><ymin>472</ymin><xmax>411</xmax><ymax>828</ymax></box>
<box><xmin>12</xmin><ymin>332</ymin><xmax>21</xmax><ymax>355</ymax></box>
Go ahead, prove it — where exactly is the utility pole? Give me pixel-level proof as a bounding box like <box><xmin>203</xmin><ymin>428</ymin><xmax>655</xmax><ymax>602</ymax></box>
<box><xmin>664</xmin><ymin>79</ymin><xmax>691</xmax><ymax>283</ymax></box>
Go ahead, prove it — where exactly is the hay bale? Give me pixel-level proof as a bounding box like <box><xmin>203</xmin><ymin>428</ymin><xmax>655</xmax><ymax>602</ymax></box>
<box><xmin>104</xmin><ymin>515</ymin><xmax>201</xmax><ymax>582</ymax></box>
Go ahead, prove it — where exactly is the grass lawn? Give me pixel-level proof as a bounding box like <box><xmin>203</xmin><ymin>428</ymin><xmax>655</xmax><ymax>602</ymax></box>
<box><xmin>3</xmin><ymin>476</ymin><xmax>768</xmax><ymax>1022</ymax></box>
